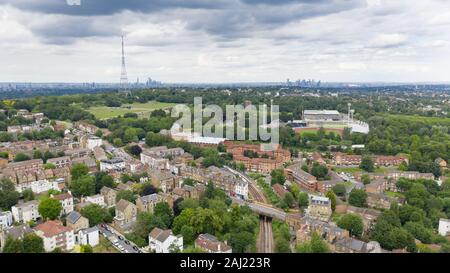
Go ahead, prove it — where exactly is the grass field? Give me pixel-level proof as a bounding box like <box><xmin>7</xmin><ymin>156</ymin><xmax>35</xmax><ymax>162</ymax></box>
<box><xmin>334</xmin><ymin>166</ymin><xmax>391</xmax><ymax>175</ymax></box>
<box><xmin>88</xmin><ymin>101</ymin><xmax>176</xmax><ymax>120</ymax></box>
<box><xmin>385</xmin><ymin>191</ymin><xmax>405</xmax><ymax>199</ymax></box>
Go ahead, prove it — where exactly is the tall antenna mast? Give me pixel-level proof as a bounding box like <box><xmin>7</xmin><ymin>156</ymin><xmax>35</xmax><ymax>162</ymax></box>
<box><xmin>347</xmin><ymin>103</ymin><xmax>351</xmax><ymax>126</ymax></box>
<box><xmin>120</xmin><ymin>35</ymin><xmax>130</xmax><ymax>95</ymax></box>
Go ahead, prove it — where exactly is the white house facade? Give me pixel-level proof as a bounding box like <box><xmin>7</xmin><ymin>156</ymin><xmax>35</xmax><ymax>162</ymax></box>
<box><xmin>87</xmin><ymin>136</ymin><xmax>103</xmax><ymax>150</ymax></box>
<box><xmin>148</xmin><ymin>228</ymin><xmax>183</xmax><ymax>253</ymax></box>
<box><xmin>78</xmin><ymin>227</ymin><xmax>100</xmax><ymax>247</ymax></box>
<box><xmin>11</xmin><ymin>200</ymin><xmax>41</xmax><ymax>223</ymax></box>
<box><xmin>34</xmin><ymin>221</ymin><xmax>75</xmax><ymax>252</ymax></box>
<box><xmin>84</xmin><ymin>195</ymin><xmax>106</xmax><ymax>207</ymax></box>
<box><xmin>15</xmin><ymin>179</ymin><xmax>61</xmax><ymax>194</ymax></box>
<box><xmin>438</xmin><ymin>219</ymin><xmax>450</xmax><ymax>237</ymax></box>
<box><xmin>235</xmin><ymin>180</ymin><xmax>249</xmax><ymax>200</ymax></box>
<box><xmin>0</xmin><ymin>211</ymin><xmax>13</xmax><ymax>229</ymax></box>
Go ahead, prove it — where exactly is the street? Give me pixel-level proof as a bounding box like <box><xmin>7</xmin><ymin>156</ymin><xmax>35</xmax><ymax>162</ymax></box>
<box><xmin>97</xmin><ymin>224</ymin><xmax>142</xmax><ymax>254</ymax></box>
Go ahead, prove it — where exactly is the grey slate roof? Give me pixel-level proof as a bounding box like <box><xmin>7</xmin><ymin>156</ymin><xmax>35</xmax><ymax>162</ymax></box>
<box><xmin>66</xmin><ymin>211</ymin><xmax>82</xmax><ymax>224</ymax></box>
<box><xmin>80</xmin><ymin>226</ymin><xmax>99</xmax><ymax>235</ymax></box>
<box><xmin>3</xmin><ymin>225</ymin><xmax>34</xmax><ymax>240</ymax></box>
<box><xmin>139</xmin><ymin>194</ymin><xmax>160</xmax><ymax>204</ymax></box>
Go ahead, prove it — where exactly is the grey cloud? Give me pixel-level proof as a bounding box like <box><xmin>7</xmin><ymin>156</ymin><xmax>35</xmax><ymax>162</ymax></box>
<box><xmin>30</xmin><ymin>18</ymin><xmax>121</xmax><ymax>44</ymax></box>
<box><xmin>1</xmin><ymin>0</ymin><xmax>366</xmax><ymax>44</ymax></box>
<box><xmin>240</xmin><ymin>0</ymin><xmax>332</xmax><ymax>4</ymax></box>
<box><xmin>0</xmin><ymin>0</ymin><xmax>228</xmax><ymax>16</ymax></box>
<box><xmin>185</xmin><ymin>0</ymin><xmax>366</xmax><ymax>40</ymax></box>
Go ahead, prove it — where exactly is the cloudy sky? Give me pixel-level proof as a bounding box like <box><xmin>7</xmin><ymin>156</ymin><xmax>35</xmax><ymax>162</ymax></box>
<box><xmin>1</xmin><ymin>0</ymin><xmax>450</xmax><ymax>83</ymax></box>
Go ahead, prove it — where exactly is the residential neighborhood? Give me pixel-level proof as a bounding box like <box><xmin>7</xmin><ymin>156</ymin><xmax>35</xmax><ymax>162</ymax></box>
<box><xmin>0</xmin><ymin>101</ymin><xmax>449</xmax><ymax>256</ymax></box>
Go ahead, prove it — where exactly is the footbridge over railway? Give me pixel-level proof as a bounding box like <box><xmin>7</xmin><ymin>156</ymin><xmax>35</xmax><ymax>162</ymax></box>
<box><xmin>232</xmin><ymin>198</ymin><xmax>304</xmax><ymax>230</ymax></box>
<box><xmin>232</xmin><ymin>198</ymin><xmax>287</xmax><ymax>221</ymax></box>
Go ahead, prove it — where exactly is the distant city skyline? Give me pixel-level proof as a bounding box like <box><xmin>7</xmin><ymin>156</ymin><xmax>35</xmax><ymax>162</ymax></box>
<box><xmin>1</xmin><ymin>0</ymin><xmax>450</xmax><ymax>83</ymax></box>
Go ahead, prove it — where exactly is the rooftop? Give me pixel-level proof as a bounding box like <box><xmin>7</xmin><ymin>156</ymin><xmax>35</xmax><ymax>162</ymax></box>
<box><xmin>310</xmin><ymin>195</ymin><xmax>330</xmax><ymax>203</ymax></box>
<box><xmin>66</xmin><ymin>211</ymin><xmax>83</xmax><ymax>224</ymax></box>
<box><xmin>149</xmin><ymin>227</ymin><xmax>175</xmax><ymax>243</ymax></box>
<box><xmin>139</xmin><ymin>193</ymin><xmax>160</xmax><ymax>203</ymax></box>
<box><xmin>34</xmin><ymin>220</ymin><xmax>73</xmax><ymax>237</ymax></box>
<box><xmin>101</xmin><ymin>158</ymin><xmax>124</xmax><ymax>164</ymax></box>
<box><xmin>53</xmin><ymin>193</ymin><xmax>72</xmax><ymax>201</ymax></box>
<box><xmin>304</xmin><ymin>110</ymin><xmax>340</xmax><ymax>115</ymax></box>
<box><xmin>116</xmin><ymin>199</ymin><xmax>135</xmax><ymax>212</ymax></box>
<box><xmin>14</xmin><ymin>200</ymin><xmax>39</xmax><ymax>208</ymax></box>
<box><xmin>2</xmin><ymin>225</ymin><xmax>34</xmax><ymax>240</ymax></box>
<box><xmin>196</xmin><ymin>233</ymin><xmax>231</xmax><ymax>252</ymax></box>
<box><xmin>80</xmin><ymin>226</ymin><xmax>99</xmax><ymax>235</ymax></box>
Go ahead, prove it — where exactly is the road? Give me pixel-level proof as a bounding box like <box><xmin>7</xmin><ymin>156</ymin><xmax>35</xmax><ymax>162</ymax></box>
<box><xmin>97</xmin><ymin>224</ymin><xmax>142</xmax><ymax>254</ymax></box>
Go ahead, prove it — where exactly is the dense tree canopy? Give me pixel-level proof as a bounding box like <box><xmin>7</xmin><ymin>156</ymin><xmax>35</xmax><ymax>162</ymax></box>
<box><xmin>348</xmin><ymin>189</ymin><xmax>368</xmax><ymax>208</ymax></box>
<box><xmin>71</xmin><ymin>163</ymin><xmax>89</xmax><ymax>180</ymax></box>
<box><xmin>38</xmin><ymin>198</ymin><xmax>63</xmax><ymax>220</ymax></box>
<box><xmin>270</xmin><ymin>169</ymin><xmax>286</xmax><ymax>186</ymax></box>
<box><xmin>0</xmin><ymin>178</ymin><xmax>20</xmax><ymax>211</ymax></box>
<box><xmin>81</xmin><ymin>204</ymin><xmax>113</xmax><ymax>227</ymax></box>
<box><xmin>296</xmin><ymin>232</ymin><xmax>329</xmax><ymax>253</ymax></box>
<box><xmin>71</xmin><ymin>175</ymin><xmax>96</xmax><ymax>197</ymax></box>
<box><xmin>337</xmin><ymin>214</ymin><xmax>364</xmax><ymax>237</ymax></box>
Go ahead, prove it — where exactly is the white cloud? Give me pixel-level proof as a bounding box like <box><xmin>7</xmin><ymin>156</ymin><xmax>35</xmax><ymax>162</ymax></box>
<box><xmin>339</xmin><ymin>62</ymin><xmax>368</xmax><ymax>70</ymax></box>
<box><xmin>369</xmin><ymin>33</ymin><xmax>408</xmax><ymax>48</ymax></box>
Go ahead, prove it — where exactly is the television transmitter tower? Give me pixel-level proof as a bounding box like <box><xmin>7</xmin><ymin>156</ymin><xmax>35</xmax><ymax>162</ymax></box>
<box><xmin>119</xmin><ymin>35</ymin><xmax>131</xmax><ymax>95</ymax></box>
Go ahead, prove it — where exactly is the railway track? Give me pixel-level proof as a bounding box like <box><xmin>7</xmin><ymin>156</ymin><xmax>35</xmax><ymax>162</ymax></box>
<box><xmin>249</xmin><ymin>182</ymin><xmax>267</xmax><ymax>203</ymax></box>
<box><xmin>250</xmin><ymin>181</ymin><xmax>274</xmax><ymax>253</ymax></box>
<box><xmin>258</xmin><ymin>216</ymin><xmax>274</xmax><ymax>253</ymax></box>
<box><xmin>228</xmin><ymin>168</ymin><xmax>274</xmax><ymax>253</ymax></box>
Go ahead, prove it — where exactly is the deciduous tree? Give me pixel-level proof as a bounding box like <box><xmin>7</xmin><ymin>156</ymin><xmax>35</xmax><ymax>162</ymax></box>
<box><xmin>337</xmin><ymin>214</ymin><xmax>364</xmax><ymax>237</ymax></box>
<box><xmin>71</xmin><ymin>163</ymin><xmax>89</xmax><ymax>180</ymax></box>
<box><xmin>0</xmin><ymin>178</ymin><xmax>20</xmax><ymax>211</ymax></box>
<box><xmin>71</xmin><ymin>175</ymin><xmax>96</xmax><ymax>197</ymax></box>
<box><xmin>326</xmin><ymin>191</ymin><xmax>337</xmax><ymax>212</ymax></box>
<box><xmin>349</xmin><ymin>189</ymin><xmax>368</xmax><ymax>208</ymax></box>
<box><xmin>271</xmin><ymin>169</ymin><xmax>286</xmax><ymax>186</ymax></box>
<box><xmin>38</xmin><ymin>198</ymin><xmax>63</xmax><ymax>220</ymax></box>
<box><xmin>360</xmin><ymin>156</ymin><xmax>374</xmax><ymax>173</ymax></box>
<box><xmin>23</xmin><ymin>234</ymin><xmax>45</xmax><ymax>253</ymax></box>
